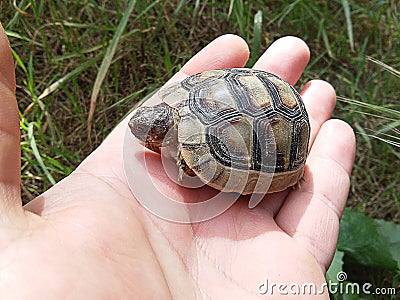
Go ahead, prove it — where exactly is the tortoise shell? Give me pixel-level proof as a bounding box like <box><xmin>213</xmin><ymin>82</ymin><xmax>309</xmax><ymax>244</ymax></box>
<box><xmin>129</xmin><ymin>68</ymin><xmax>310</xmax><ymax>195</ymax></box>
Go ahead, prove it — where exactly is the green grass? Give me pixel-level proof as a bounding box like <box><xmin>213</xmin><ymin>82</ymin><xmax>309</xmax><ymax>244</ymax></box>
<box><xmin>1</xmin><ymin>0</ymin><xmax>399</xmax><ymax>295</ymax></box>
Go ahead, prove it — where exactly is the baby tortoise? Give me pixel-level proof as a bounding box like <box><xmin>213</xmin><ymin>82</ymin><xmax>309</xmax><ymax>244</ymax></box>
<box><xmin>129</xmin><ymin>68</ymin><xmax>310</xmax><ymax>195</ymax></box>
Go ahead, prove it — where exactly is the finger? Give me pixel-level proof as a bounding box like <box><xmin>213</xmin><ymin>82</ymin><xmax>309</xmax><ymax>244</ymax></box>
<box><xmin>0</xmin><ymin>23</ymin><xmax>22</xmax><ymax>216</ymax></box>
<box><xmin>253</xmin><ymin>36</ymin><xmax>310</xmax><ymax>85</ymax></box>
<box><xmin>301</xmin><ymin>80</ymin><xmax>336</xmax><ymax>148</ymax></box>
<box><xmin>275</xmin><ymin>119</ymin><xmax>356</xmax><ymax>271</ymax></box>
<box><xmin>180</xmin><ymin>34</ymin><xmax>250</xmax><ymax>77</ymax></box>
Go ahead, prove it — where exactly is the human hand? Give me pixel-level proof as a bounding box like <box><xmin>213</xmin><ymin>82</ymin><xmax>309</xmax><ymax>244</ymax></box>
<box><xmin>1</xmin><ymin>22</ymin><xmax>355</xmax><ymax>299</ymax></box>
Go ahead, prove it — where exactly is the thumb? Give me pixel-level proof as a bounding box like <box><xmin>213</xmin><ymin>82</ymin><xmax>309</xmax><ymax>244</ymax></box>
<box><xmin>0</xmin><ymin>23</ymin><xmax>23</xmax><ymax>218</ymax></box>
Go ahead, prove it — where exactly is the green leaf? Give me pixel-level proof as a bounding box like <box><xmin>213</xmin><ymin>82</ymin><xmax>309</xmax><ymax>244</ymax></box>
<box><xmin>337</xmin><ymin>208</ymin><xmax>400</xmax><ymax>270</ymax></box>
<box><xmin>375</xmin><ymin>219</ymin><xmax>400</xmax><ymax>269</ymax></box>
<box><xmin>326</xmin><ymin>251</ymin><xmax>361</xmax><ymax>300</ymax></box>
<box><xmin>326</xmin><ymin>250</ymin><xmax>345</xmax><ymax>285</ymax></box>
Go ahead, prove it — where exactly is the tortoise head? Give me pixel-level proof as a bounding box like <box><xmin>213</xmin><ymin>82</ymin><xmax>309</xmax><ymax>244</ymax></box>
<box><xmin>128</xmin><ymin>103</ymin><xmax>179</xmax><ymax>153</ymax></box>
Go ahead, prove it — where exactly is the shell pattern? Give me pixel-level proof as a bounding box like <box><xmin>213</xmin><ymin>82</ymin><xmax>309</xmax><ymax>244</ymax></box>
<box><xmin>158</xmin><ymin>68</ymin><xmax>310</xmax><ymax>194</ymax></box>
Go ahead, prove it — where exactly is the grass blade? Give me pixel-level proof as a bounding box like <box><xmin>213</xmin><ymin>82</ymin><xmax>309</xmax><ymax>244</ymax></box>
<box><xmin>341</xmin><ymin>0</ymin><xmax>354</xmax><ymax>51</ymax></box>
<box><xmin>376</xmin><ymin>120</ymin><xmax>400</xmax><ymax>135</ymax></box>
<box><xmin>11</xmin><ymin>48</ymin><xmax>27</xmax><ymax>73</ymax></box>
<box><xmin>337</xmin><ymin>96</ymin><xmax>400</xmax><ymax>118</ymax></box>
<box><xmin>231</xmin><ymin>0</ymin><xmax>244</xmax><ymax>35</ymax></box>
<box><xmin>163</xmin><ymin>40</ymin><xmax>172</xmax><ymax>78</ymax></box>
<box><xmin>174</xmin><ymin>0</ymin><xmax>187</xmax><ymax>14</ymax></box>
<box><xmin>99</xmin><ymin>88</ymin><xmax>147</xmax><ymax>114</ymax></box>
<box><xmin>320</xmin><ymin>20</ymin><xmax>333</xmax><ymax>58</ymax></box>
<box><xmin>270</xmin><ymin>0</ymin><xmax>301</xmax><ymax>27</ymax></box>
<box><xmin>365</xmin><ymin>134</ymin><xmax>400</xmax><ymax>148</ymax></box>
<box><xmin>27</xmin><ymin>122</ymin><xmax>56</xmax><ymax>185</ymax></box>
<box><xmin>87</xmin><ymin>0</ymin><xmax>137</xmax><ymax>140</ymax></box>
<box><xmin>133</xmin><ymin>0</ymin><xmax>160</xmax><ymax>21</ymax></box>
<box><xmin>38</xmin><ymin>54</ymin><xmax>102</xmax><ymax>100</ymax></box>
<box><xmin>227</xmin><ymin>0</ymin><xmax>234</xmax><ymax>18</ymax></box>
<box><xmin>193</xmin><ymin>0</ymin><xmax>201</xmax><ymax>17</ymax></box>
<box><xmin>247</xmin><ymin>10</ymin><xmax>262</xmax><ymax>67</ymax></box>
<box><xmin>367</xmin><ymin>56</ymin><xmax>400</xmax><ymax>78</ymax></box>
<box><xmin>5</xmin><ymin>30</ymin><xmax>44</xmax><ymax>47</ymax></box>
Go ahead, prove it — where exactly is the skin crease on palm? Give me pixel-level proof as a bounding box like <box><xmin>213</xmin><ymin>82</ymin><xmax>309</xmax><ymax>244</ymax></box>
<box><xmin>0</xmin><ymin>21</ymin><xmax>355</xmax><ymax>299</ymax></box>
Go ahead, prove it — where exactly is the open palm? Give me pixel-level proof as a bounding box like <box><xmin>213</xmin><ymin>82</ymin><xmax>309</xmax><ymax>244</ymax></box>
<box><xmin>0</xmin><ymin>25</ymin><xmax>355</xmax><ymax>299</ymax></box>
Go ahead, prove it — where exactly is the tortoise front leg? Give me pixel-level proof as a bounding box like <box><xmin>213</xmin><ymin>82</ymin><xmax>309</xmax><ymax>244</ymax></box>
<box><xmin>177</xmin><ymin>150</ymin><xmax>196</xmax><ymax>184</ymax></box>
